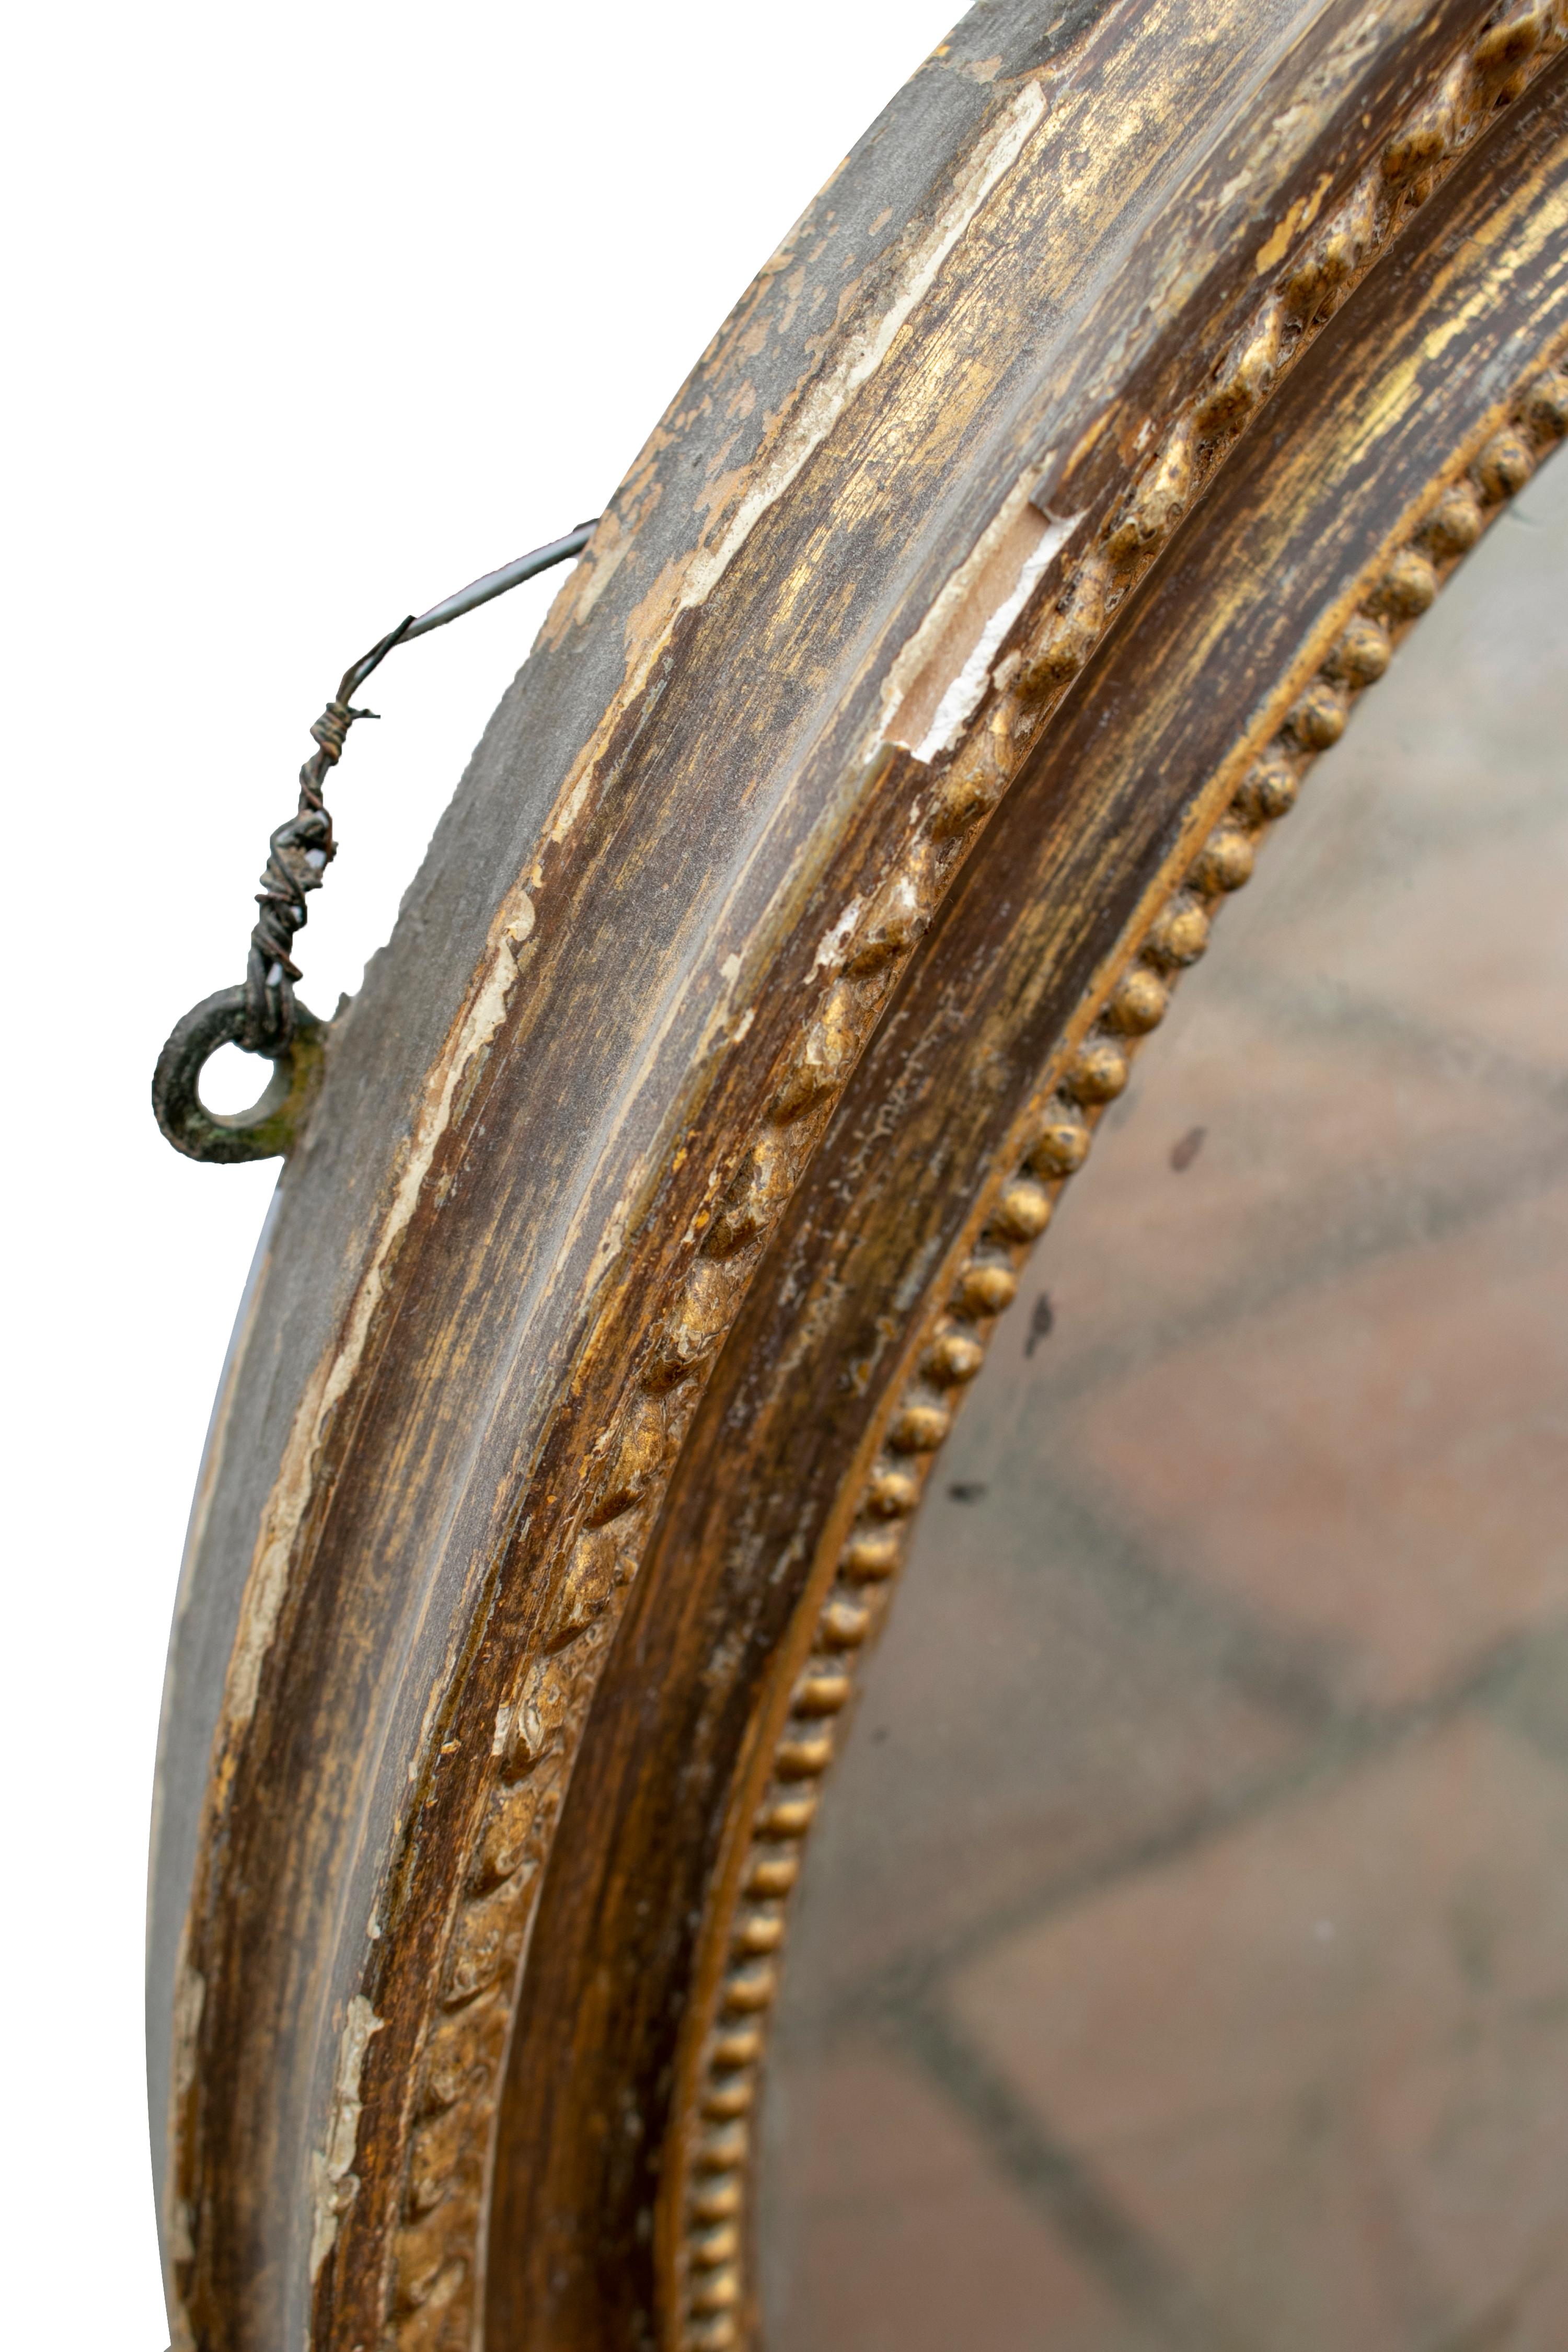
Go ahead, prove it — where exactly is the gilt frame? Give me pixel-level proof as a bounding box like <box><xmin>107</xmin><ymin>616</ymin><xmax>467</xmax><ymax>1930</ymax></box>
<box><xmin>149</xmin><ymin>5</ymin><xmax>1568</xmax><ymax>2348</ymax></box>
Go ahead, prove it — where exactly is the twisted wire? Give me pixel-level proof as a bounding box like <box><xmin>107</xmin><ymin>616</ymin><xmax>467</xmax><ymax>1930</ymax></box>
<box><xmin>241</xmin><ymin>621</ymin><xmax>412</xmax><ymax>1054</ymax></box>
<box><xmin>229</xmin><ymin>517</ymin><xmax>597</xmax><ymax>1060</ymax></box>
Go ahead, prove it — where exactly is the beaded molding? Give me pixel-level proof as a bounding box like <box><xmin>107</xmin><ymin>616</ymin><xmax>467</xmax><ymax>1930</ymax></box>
<box><xmin>375</xmin><ymin>15</ymin><xmax>1568</xmax><ymax>2346</ymax></box>
<box><xmin>671</xmin><ymin>362</ymin><xmax>1568</xmax><ymax>2352</ymax></box>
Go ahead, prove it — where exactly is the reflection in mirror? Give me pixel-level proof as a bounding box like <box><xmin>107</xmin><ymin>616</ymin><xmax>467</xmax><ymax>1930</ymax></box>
<box><xmin>761</xmin><ymin>447</ymin><xmax>1568</xmax><ymax>2352</ymax></box>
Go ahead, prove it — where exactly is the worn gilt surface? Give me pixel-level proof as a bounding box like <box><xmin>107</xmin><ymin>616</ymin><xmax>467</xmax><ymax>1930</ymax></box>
<box><xmin>489</xmin><ymin>30</ymin><xmax>1568</xmax><ymax>2352</ymax></box>
<box><xmin>666</xmin><ymin>354</ymin><xmax>1568</xmax><ymax>2352</ymax></box>
<box><xmin>149</xmin><ymin>4</ymin><xmax>1568</xmax><ymax>2351</ymax></box>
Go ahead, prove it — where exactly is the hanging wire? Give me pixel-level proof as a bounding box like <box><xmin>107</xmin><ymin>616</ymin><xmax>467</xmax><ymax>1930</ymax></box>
<box><xmin>240</xmin><ymin>522</ymin><xmax>597</xmax><ymax>1056</ymax></box>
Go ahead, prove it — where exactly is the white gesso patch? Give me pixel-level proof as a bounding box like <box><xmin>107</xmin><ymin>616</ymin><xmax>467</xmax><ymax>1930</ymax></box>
<box><xmin>914</xmin><ymin>508</ymin><xmax>1085</xmax><ymax>764</ymax></box>
<box><xmin>308</xmin><ymin>1996</ymin><xmax>385</xmax><ymax>2281</ymax></box>
<box><xmin>814</xmin><ymin>899</ymin><xmax>863</xmax><ymax>970</ymax></box>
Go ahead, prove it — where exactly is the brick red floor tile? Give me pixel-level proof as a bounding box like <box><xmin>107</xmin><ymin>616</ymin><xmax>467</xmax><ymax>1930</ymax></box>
<box><xmin>764</xmin><ymin>2042</ymin><xmax>1148</xmax><ymax>2352</ymax></box>
<box><xmin>950</xmin><ymin>1715</ymin><xmax>1568</xmax><ymax>2351</ymax></box>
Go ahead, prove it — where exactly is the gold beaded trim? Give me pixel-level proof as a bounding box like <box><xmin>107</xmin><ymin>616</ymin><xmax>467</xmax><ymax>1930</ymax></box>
<box><xmin>671</xmin><ymin>360</ymin><xmax>1568</xmax><ymax>2352</ymax></box>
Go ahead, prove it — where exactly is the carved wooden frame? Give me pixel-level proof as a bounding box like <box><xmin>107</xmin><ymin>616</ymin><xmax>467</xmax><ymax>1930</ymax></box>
<box><xmin>148</xmin><ymin>6</ymin><xmax>1568</xmax><ymax>2350</ymax></box>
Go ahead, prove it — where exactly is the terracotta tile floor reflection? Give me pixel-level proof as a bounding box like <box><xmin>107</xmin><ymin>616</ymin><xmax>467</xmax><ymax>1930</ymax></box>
<box><xmin>760</xmin><ymin>457</ymin><xmax>1568</xmax><ymax>2351</ymax></box>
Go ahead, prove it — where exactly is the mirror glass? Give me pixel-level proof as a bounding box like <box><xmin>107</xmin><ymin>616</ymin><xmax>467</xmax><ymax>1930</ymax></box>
<box><xmin>760</xmin><ymin>446</ymin><xmax>1568</xmax><ymax>2352</ymax></box>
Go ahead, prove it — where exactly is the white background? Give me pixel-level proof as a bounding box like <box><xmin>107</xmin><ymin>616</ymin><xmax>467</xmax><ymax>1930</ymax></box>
<box><xmin>2</xmin><ymin>5</ymin><xmax>954</xmax><ymax>2340</ymax></box>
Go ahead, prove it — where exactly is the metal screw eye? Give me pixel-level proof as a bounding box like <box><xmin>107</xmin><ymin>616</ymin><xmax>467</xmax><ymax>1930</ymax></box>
<box><xmin>152</xmin><ymin>986</ymin><xmax>324</xmax><ymax>1164</ymax></box>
